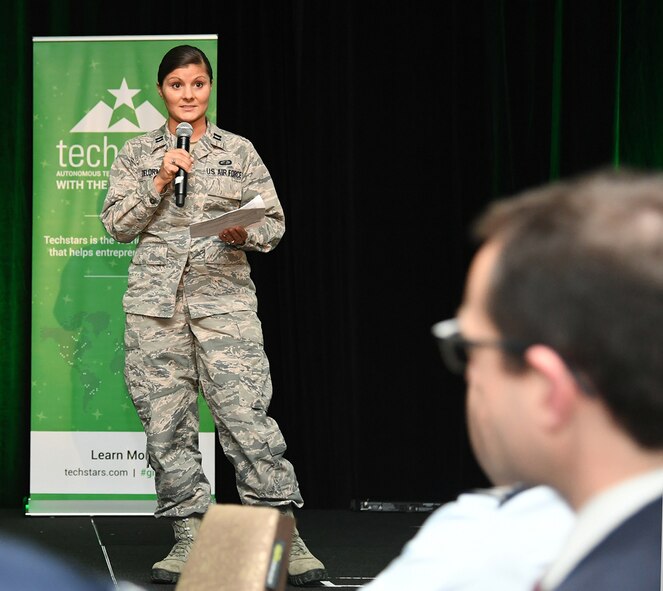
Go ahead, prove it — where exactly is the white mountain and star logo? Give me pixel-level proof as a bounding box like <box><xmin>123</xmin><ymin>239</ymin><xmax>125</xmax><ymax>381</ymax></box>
<box><xmin>70</xmin><ymin>78</ymin><xmax>165</xmax><ymax>133</ymax></box>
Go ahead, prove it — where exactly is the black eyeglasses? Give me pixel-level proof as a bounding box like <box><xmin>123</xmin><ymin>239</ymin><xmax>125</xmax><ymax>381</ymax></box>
<box><xmin>430</xmin><ymin>318</ymin><xmax>531</xmax><ymax>374</ymax></box>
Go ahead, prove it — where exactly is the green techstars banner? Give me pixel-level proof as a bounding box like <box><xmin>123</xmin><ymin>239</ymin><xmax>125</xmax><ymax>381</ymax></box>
<box><xmin>30</xmin><ymin>35</ymin><xmax>217</xmax><ymax>515</ymax></box>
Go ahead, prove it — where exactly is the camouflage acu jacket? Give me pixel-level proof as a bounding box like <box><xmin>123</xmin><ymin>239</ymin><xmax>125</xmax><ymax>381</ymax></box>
<box><xmin>100</xmin><ymin>121</ymin><xmax>285</xmax><ymax>319</ymax></box>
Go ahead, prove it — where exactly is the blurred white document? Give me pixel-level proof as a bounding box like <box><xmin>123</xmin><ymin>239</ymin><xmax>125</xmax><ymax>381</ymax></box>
<box><xmin>189</xmin><ymin>195</ymin><xmax>265</xmax><ymax>238</ymax></box>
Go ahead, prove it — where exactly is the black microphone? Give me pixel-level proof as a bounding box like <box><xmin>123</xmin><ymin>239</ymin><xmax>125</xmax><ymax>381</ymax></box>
<box><xmin>174</xmin><ymin>122</ymin><xmax>193</xmax><ymax>207</ymax></box>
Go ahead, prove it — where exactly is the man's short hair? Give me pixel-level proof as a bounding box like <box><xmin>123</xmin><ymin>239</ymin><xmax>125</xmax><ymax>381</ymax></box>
<box><xmin>472</xmin><ymin>167</ymin><xmax>663</xmax><ymax>449</ymax></box>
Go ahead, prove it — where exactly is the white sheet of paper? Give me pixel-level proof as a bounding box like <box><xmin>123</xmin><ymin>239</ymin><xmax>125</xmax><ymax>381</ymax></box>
<box><xmin>189</xmin><ymin>195</ymin><xmax>265</xmax><ymax>238</ymax></box>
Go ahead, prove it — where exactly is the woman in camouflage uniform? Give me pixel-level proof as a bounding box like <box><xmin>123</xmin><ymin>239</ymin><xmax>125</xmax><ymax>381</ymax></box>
<box><xmin>101</xmin><ymin>44</ymin><xmax>326</xmax><ymax>586</ymax></box>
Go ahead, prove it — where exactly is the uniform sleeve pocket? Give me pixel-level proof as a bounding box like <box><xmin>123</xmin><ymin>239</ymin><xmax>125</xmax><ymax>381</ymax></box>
<box><xmin>131</xmin><ymin>244</ymin><xmax>168</xmax><ymax>265</ymax></box>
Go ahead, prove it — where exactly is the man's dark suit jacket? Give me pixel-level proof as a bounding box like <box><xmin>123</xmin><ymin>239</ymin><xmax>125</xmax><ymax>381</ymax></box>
<box><xmin>554</xmin><ymin>496</ymin><xmax>662</xmax><ymax>591</ymax></box>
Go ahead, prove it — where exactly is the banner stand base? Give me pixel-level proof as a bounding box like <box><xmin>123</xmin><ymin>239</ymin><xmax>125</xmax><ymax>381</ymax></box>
<box><xmin>26</xmin><ymin>498</ymin><xmax>157</xmax><ymax>516</ymax></box>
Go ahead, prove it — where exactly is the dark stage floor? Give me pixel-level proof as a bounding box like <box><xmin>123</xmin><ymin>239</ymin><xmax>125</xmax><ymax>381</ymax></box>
<box><xmin>0</xmin><ymin>507</ymin><xmax>429</xmax><ymax>589</ymax></box>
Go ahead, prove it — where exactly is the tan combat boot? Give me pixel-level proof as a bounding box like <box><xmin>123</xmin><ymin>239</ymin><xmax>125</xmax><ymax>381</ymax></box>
<box><xmin>280</xmin><ymin>506</ymin><xmax>328</xmax><ymax>586</ymax></box>
<box><xmin>151</xmin><ymin>515</ymin><xmax>203</xmax><ymax>584</ymax></box>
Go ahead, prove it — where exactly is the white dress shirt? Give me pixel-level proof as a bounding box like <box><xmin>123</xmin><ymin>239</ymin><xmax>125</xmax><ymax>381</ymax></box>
<box><xmin>362</xmin><ymin>485</ymin><xmax>575</xmax><ymax>591</ymax></box>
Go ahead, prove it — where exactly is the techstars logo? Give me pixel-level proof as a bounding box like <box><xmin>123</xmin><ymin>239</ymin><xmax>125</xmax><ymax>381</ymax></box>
<box><xmin>70</xmin><ymin>78</ymin><xmax>165</xmax><ymax>133</ymax></box>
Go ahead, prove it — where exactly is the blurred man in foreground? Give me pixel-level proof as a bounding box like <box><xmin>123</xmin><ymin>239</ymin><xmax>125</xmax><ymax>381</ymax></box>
<box><xmin>433</xmin><ymin>168</ymin><xmax>663</xmax><ymax>590</ymax></box>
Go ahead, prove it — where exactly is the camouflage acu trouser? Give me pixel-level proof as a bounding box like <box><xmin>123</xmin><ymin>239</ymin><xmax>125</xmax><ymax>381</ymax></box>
<box><xmin>124</xmin><ymin>290</ymin><xmax>303</xmax><ymax>519</ymax></box>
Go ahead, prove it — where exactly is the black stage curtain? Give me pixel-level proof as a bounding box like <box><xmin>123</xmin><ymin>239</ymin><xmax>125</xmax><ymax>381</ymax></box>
<box><xmin>2</xmin><ymin>0</ymin><xmax>658</xmax><ymax>509</ymax></box>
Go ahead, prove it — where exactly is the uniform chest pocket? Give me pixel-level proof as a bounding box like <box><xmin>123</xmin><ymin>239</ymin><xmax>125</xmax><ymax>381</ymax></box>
<box><xmin>205</xmin><ymin>177</ymin><xmax>243</xmax><ymax>213</ymax></box>
<box><xmin>205</xmin><ymin>244</ymin><xmax>245</xmax><ymax>266</ymax></box>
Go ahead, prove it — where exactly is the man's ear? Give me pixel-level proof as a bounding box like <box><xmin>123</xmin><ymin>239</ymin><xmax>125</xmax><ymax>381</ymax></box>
<box><xmin>524</xmin><ymin>345</ymin><xmax>580</xmax><ymax>430</ymax></box>
<box><xmin>156</xmin><ymin>84</ymin><xmax>163</xmax><ymax>98</ymax></box>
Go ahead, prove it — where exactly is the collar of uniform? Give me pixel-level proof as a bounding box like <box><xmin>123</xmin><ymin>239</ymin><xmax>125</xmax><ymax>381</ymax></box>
<box><xmin>208</xmin><ymin>125</ymin><xmax>228</xmax><ymax>151</ymax></box>
<box><xmin>152</xmin><ymin>119</ymin><xmax>217</xmax><ymax>147</ymax></box>
<box><xmin>190</xmin><ymin>121</ymin><xmax>224</xmax><ymax>158</ymax></box>
<box><xmin>150</xmin><ymin>120</ymin><xmax>224</xmax><ymax>157</ymax></box>
<box><xmin>148</xmin><ymin>125</ymin><xmax>169</xmax><ymax>154</ymax></box>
